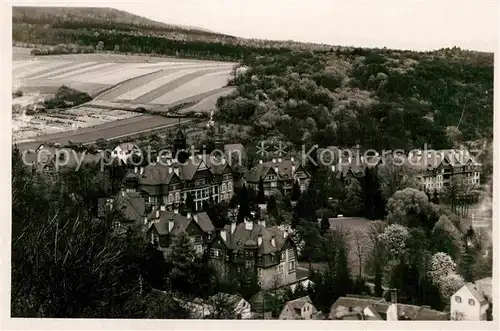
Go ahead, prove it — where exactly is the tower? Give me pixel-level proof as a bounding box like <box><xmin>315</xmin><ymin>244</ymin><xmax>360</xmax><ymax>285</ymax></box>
<box><xmin>173</xmin><ymin>118</ymin><xmax>187</xmax><ymax>162</ymax></box>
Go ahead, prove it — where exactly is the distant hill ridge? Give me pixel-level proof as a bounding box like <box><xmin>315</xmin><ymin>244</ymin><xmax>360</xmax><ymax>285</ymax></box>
<box><xmin>13</xmin><ymin>6</ymin><xmax>226</xmax><ymax>36</ymax></box>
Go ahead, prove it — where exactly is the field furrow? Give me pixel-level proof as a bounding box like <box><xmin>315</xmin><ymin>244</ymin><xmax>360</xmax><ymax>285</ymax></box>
<box><xmin>150</xmin><ymin>70</ymin><xmax>232</xmax><ymax>105</ymax></box>
<box><xmin>132</xmin><ymin>67</ymin><xmax>230</xmax><ymax>104</ymax></box>
<box><xmin>48</xmin><ymin>62</ymin><xmax>118</xmax><ymax>80</ymax></box>
<box><xmin>28</xmin><ymin>61</ymin><xmax>99</xmax><ymax>80</ymax></box>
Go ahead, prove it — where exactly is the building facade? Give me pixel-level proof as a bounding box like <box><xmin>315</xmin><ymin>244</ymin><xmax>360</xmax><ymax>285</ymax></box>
<box><xmin>245</xmin><ymin>158</ymin><xmax>311</xmax><ymax>196</ymax></box>
<box><xmin>208</xmin><ymin>218</ymin><xmax>298</xmax><ymax>289</ymax></box>
<box><xmin>409</xmin><ymin>149</ymin><xmax>481</xmax><ymax>192</ymax></box>
<box><xmin>123</xmin><ymin>154</ymin><xmax>234</xmax><ymax>212</ymax></box>
<box><xmin>450</xmin><ymin>277</ymin><xmax>492</xmax><ymax>320</ymax></box>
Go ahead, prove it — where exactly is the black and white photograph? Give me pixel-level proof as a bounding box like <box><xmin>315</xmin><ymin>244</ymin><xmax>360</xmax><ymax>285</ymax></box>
<box><xmin>2</xmin><ymin>0</ymin><xmax>498</xmax><ymax>328</ymax></box>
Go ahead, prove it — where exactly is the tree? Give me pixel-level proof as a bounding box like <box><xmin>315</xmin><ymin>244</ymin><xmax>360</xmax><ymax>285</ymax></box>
<box><xmin>113</xmin><ymin>44</ymin><xmax>120</xmax><ymax>53</ymax></box>
<box><xmin>257</xmin><ymin>178</ymin><xmax>266</xmax><ymax>203</ymax></box>
<box><xmin>377</xmin><ymin>160</ymin><xmax>419</xmax><ymax>202</ymax></box>
<box><xmin>236</xmin><ymin>185</ymin><xmax>251</xmax><ymax>223</ymax></box>
<box><xmin>185</xmin><ymin>193</ymin><xmax>196</xmax><ymax>213</ymax></box>
<box><xmin>96</xmin><ymin>40</ymin><xmax>104</xmax><ymax>52</ymax></box>
<box><xmin>320</xmin><ymin>212</ymin><xmax>330</xmax><ymax>233</ymax></box>
<box><xmin>361</xmin><ymin>167</ymin><xmax>384</xmax><ymax>220</ymax></box>
<box><xmin>291</xmin><ymin>179</ymin><xmax>301</xmax><ymax>201</ymax></box>
<box><xmin>386</xmin><ymin>187</ymin><xmax>435</xmax><ymax>230</ymax></box>
<box><xmin>343</xmin><ymin>179</ymin><xmax>363</xmax><ymax>216</ymax></box>
<box><xmin>378</xmin><ymin>224</ymin><xmax>410</xmax><ymax>261</ymax></box>
<box><xmin>431</xmin><ymin>216</ymin><xmax>463</xmax><ymax>261</ymax></box>
<box><xmin>267</xmin><ymin>195</ymin><xmax>277</xmax><ymax>216</ymax></box>
<box><xmin>352</xmin><ymin>230</ymin><xmax>367</xmax><ymax>277</ymax></box>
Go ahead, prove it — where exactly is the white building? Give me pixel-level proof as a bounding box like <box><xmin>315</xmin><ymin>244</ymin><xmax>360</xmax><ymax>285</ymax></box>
<box><xmin>112</xmin><ymin>142</ymin><xmax>142</xmax><ymax>163</ymax></box>
<box><xmin>450</xmin><ymin>277</ymin><xmax>492</xmax><ymax>320</ymax></box>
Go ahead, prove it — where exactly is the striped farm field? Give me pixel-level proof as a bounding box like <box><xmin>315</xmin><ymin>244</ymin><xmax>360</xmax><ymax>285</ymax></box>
<box><xmin>12</xmin><ymin>47</ymin><xmax>236</xmax><ymax>147</ymax></box>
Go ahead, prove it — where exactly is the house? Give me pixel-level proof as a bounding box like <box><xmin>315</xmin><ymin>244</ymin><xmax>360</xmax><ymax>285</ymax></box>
<box><xmin>450</xmin><ymin>277</ymin><xmax>492</xmax><ymax>320</ymax></box>
<box><xmin>408</xmin><ymin>149</ymin><xmax>481</xmax><ymax>192</ymax></box>
<box><xmin>209</xmin><ymin>293</ymin><xmax>252</xmax><ymax>319</ymax></box>
<box><xmin>125</xmin><ymin>154</ymin><xmax>235</xmax><ymax>211</ymax></box>
<box><xmin>145</xmin><ymin>208</ymin><xmax>215</xmax><ymax>256</ymax></box>
<box><xmin>329</xmin><ymin>293</ymin><xmax>448</xmax><ymax>321</ymax></box>
<box><xmin>245</xmin><ymin>157</ymin><xmax>311</xmax><ymax>196</ymax></box>
<box><xmin>98</xmin><ymin>189</ymin><xmax>147</xmax><ymax>231</ymax></box>
<box><xmin>279</xmin><ymin>296</ymin><xmax>320</xmax><ymax>320</ymax></box>
<box><xmin>208</xmin><ymin>218</ymin><xmax>298</xmax><ymax>289</ymax></box>
<box><xmin>112</xmin><ymin>142</ymin><xmax>142</xmax><ymax>163</ymax></box>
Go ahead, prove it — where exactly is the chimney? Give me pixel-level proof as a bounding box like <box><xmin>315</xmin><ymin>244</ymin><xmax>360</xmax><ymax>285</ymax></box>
<box><xmin>259</xmin><ymin>160</ymin><xmax>263</xmax><ymax>164</ymax></box>
<box><xmin>140</xmin><ymin>167</ymin><xmax>144</xmax><ymax>175</ymax></box>
<box><xmin>283</xmin><ymin>230</ymin><xmax>288</xmax><ymax>238</ymax></box>
<box><xmin>155</xmin><ymin>209</ymin><xmax>160</xmax><ymax>219</ymax></box>
<box><xmin>156</xmin><ymin>156</ymin><xmax>160</xmax><ymax>163</ymax></box>
<box><xmin>245</xmin><ymin>219</ymin><xmax>253</xmax><ymax>230</ymax></box>
<box><xmin>134</xmin><ymin>166</ymin><xmax>138</xmax><ymax>173</ymax></box>
<box><xmin>193</xmin><ymin>214</ymin><xmax>198</xmax><ymax>223</ymax></box>
<box><xmin>221</xmin><ymin>229</ymin><xmax>227</xmax><ymax>242</ymax></box>
<box><xmin>144</xmin><ymin>217</ymin><xmax>148</xmax><ymax>225</ymax></box>
<box><xmin>121</xmin><ymin>190</ymin><xmax>125</xmax><ymax>197</ymax></box>
<box><xmin>331</xmin><ymin>165</ymin><xmax>336</xmax><ymax>172</ymax></box>
<box><xmin>231</xmin><ymin>222</ymin><xmax>236</xmax><ymax>234</ymax></box>
<box><xmin>168</xmin><ymin>167</ymin><xmax>172</xmax><ymax>174</ymax></box>
<box><xmin>187</xmin><ymin>212</ymin><xmax>192</xmax><ymax>219</ymax></box>
<box><xmin>160</xmin><ymin>205</ymin><xmax>166</xmax><ymax>211</ymax></box>
<box><xmin>271</xmin><ymin>236</ymin><xmax>276</xmax><ymax>247</ymax></box>
<box><xmin>258</xmin><ymin>235</ymin><xmax>263</xmax><ymax>246</ymax></box>
<box><xmin>168</xmin><ymin>219</ymin><xmax>174</xmax><ymax>232</ymax></box>
<box><xmin>274</xmin><ymin>167</ymin><xmax>279</xmax><ymax>175</ymax></box>
<box><xmin>290</xmin><ymin>156</ymin><xmax>294</xmax><ymax>162</ymax></box>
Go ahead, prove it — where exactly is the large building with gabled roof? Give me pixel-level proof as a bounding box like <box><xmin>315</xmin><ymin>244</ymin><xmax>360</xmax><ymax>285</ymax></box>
<box><xmin>245</xmin><ymin>157</ymin><xmax>311</xmax><ymax>196</ymax></box>
<box><xmin>208</xmin><ymin>218</ymin><xmax>298</xmax><ymax>290</ymax></box>
<box><xmin>124</xmin><ymin>153</ymin><xmax>234</xmax><ymax>211</ymax></box>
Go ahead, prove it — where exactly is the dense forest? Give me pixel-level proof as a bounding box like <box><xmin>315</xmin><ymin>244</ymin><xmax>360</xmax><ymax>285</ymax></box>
<box><xmin>215</xmin><ymin>48</ymin><xmax>493</xmax><ymax>156</ymax></box>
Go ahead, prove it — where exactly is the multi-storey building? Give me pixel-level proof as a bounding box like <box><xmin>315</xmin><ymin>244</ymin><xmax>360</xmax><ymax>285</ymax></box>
<box><xmin>145</xmin><ymin>208</ymin><xmax>215</xmax><ymax>256</ymax></box>
<box><xmin>245</xmin><ymin>157</ymin><xmax>311</xmax><ymax>196</ymax></box>
<box><xmin>123</xmin><ymin>154</ymin><xmax>234</xmax><ymax>211</ymax></box>
<box><xmin>408</xmin><ymin>149</ymin><xmax>481</xmax><ymax>192</ymax></box>
<box><xmin>208</xmin><ymin>218</ymin><xmax>298</xmax><ymax>289</ymax></box>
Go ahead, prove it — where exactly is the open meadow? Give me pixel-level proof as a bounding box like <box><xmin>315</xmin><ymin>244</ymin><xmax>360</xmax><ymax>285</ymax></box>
<box><xmin>12</xmin><ymin>47</ymin><xmax>236</xmax><ymax>146</ymax></box>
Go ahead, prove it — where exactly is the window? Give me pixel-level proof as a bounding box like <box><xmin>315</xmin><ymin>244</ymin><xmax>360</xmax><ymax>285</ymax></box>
<box><xmin>288</xmin><ymin>261</ymin><xmax>295</xmax><ymax>272</ymax></box>
<box><xmin>455</xmin><ymin>296</ymin><xmax>462</xmax><ymax>303</ymax></box>
<box><xmin>245</xmin><ymin>260</ymin><xmax>252</xmax><ymax>269</ymax></box>
<box><xmin>278</xmin><ymin>264</ymin><xmax>283</xmax><ymax>273</ymax></box>
<box><xmin>281</xmin><ymin>251</ymin><xmax>286</xmax><ymax>260</ymax></box>
<box><xmin>468</xmin><ymin>299</ymin><xmax>475</xmax><ymax>306</ymax></box>
<box><xmin>210</xmin><ymin>248</ymin><xmax>221</xmax><ymax>257</ymax></box>
<box><xmin>258</xmin><ymin>268</ymin><xmax>262</xmax><ymax>276</ymax></box>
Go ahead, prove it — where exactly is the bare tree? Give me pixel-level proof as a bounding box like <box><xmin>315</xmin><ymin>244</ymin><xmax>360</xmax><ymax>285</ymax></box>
<box><xmin>352</xmin><ymin>229</ymin><xmax>367</xmax><ymax>277</ymax></box>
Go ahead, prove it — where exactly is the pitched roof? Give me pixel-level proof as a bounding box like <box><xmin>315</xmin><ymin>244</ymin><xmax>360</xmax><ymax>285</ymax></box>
<box><xmin>284</xmin><ymin>296</ymin><xmax>316</xmax><ymax>318</ymax></box>
<box><xmin>407</xmin><ymin>149</ymin><xmax>477</xmax><ymax>171</ymax></box>
<box><xmin>330</xmin><ymin>296</ymin><xmax>386</xmax><ymax>319</ymax></box>
<box><xmin>114</xmin><ymin>190</ymin><xmax>146</xmax><ymax>223</ymax></box>
<box><xmin>138</xmin><ymin>154</ymin><xmax>231</xmax><ymax>185</ymax></box>
<box><xmin>221</xmin><ymin>221</ymin><xmax>291</xmax><ymax>255</ymax></box>
<box><xmin>148</xmin><ymin>210</ymin><xmax>192</xmax><ymax>235</ymax></box>
<box><xmin>196</xmin><ymin>212</ymin><xmax>215</xmax><ymax>233</ymax></box>
<box><xmin>148</xmin><ymin>209</ymin><xmax>214</xmax><ymax>236</ymax></box>
<box><xmin>464</xmin><ymin>282</ymin><xmax>489</xmax><ymax>305</ymax></box>
<box><xmin>474</xmin><ymin>277</ymin><xmax>492</xmax><ymax>301</ymax></box>
<box><xmin>246</xmin><ymin>158</ymin><xmax>309</xmax><ymax>183</ymax></box>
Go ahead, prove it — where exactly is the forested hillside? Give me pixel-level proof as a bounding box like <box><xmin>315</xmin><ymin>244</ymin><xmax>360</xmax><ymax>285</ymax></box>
<box><xmin>215</xmin><ymin>47</ymin><xmax>493</xmax><ymax>154</ymax></box>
